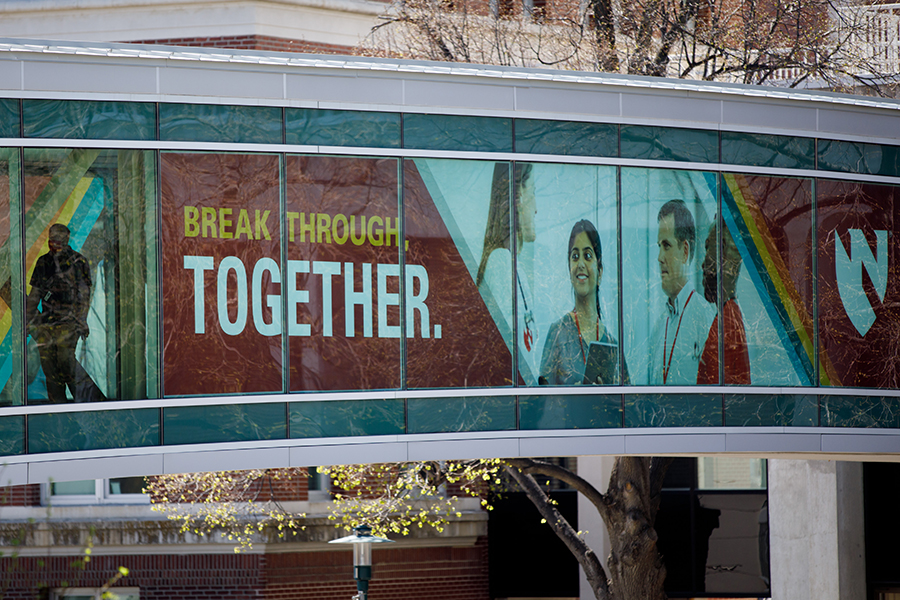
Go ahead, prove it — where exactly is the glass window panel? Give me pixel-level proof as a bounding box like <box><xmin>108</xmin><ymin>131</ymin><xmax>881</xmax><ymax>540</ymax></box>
<box><xmin>163</xmin><ymin>403</ymin><xmax>286</xmax><ymax>445</ymax></box>
<box><xmin>518</xmin><ymin>394</ymin><xmax>621</xmax><ymax>429</ymax></box>
<box><xmin>51</xmin><ymin>480</ymin><xmax>96</xmax><ymax>495</ymax></box>
<box><xmin>620</xmin><ymin>125</ymin><xmax>718</xmax><ymax>163</ymax></box>
<box><xmin>661</xmin><ymin>457</ymin><xmax>696</xmax><ymax>489</ymax></box>
<box><xmin>0</xmin><ymin>415</ymin><xmax>24</xmax><ymax>455</ymax></box>
<box><xmin>721</xmin><ymin>132</ymin><xmax>815</xmax><ymax>170</ymax></box>
<box><xmin>404</xmin><ymin>158</ymin><xmax>514</xmax><ymax>388</ymax></box>
<box><xmin>407</xmin><ymin>396</ymin><xmax>515</xmax><ymax>433</ymax></box>
<box><xmin>818</xmin><ymin>139</ymin><xmax>900</xmax><ymax>177</ymax></box>
<box><xmin>109</xmin><ymin>477</ymin><xmax>146</xmax><ymax>495</ymax></box>
<box><xmin>23</xmin><ymin>148</ymin><xmax>158</xmax><ymax>403</ymax></box>
<box><xmin>624</xmin><ymin>393</ymin><xmax>723</xmax><ymax>427</ymax></box>
<box><xmin>307</xmin><ymin>466</ymin><xmax>323</xmax><ymax>491</ymax></box>
<box><xmin>285</xmin><ymin>109</ymin><xmax>400</xmax><ymax>148</ymax></box>
<box><xmin>23</xmin><ymin>100</ymin><xmax>156</xmax><ymax>141</ymax></box>
<box><xmin>0</xmin><ymin>99</ymin><xmax>20</xmax><ymax>138</ymax></box>
<box><xmin>816</xmin><ymin>180</ymin><xmax>899</xmax><ymax>388</ymax></box>
<box><xmin>403</xmin><ymin>113</ymin><xmax>512</xmax><ymax>152</ymax></box>
<box><xmin>0</xmin><ymin>148</ymin><xmax>24</xmax><ymax>406</ymax></box>
<box><xmin>160</xmin><ymin>153</ymin><xmax>281</xmax><ymax>396</ymax></box>
<box><xmin>724</xmin><ymin>393</ymin><xmax>817</xmax><ymax>426</ymax></box>
<box><xmin>514</xmin><ymin>119</ymin><xmax>617</xmax><ymax>157</ymax></box>
<box><xmin>289</xmin><ymin>399</ymin><xmax>404</xmax><ymax>438</ymax></box>
<box><xmin>159</xmin><ymin>103</ymin><xmax>282</xmax><ymax>144</ymax></box>
<box><xmin>285</xmin><ymin>156</ymin><xmax>400</xmax><ymax>391</ymax></box>
<box><xmin>697</xmin><ymin>457</ymin><xmax>767</xmax><ymax>489</ymax></box>
<box><xmin>28</xmin><ymin>408</ymin><xmax>159</xmax><ymax>453</ymax></box>
<box><xmin>621</xmin><ymin>168</ymin><xmax>718</xmax><ymax>385</ymax></box>
<box><xmin>821</xmin><ymin>394</ymin><xmax>900</xmax><ymax>428</ymax></box>
<box><xmin>722</xmin><ymin>174</ymin><xmax>815</xmax><ymax>386</ymax></box>
<box><xmin>695</xmin><ymin>493</ymin><xmax>770</xmax><ymax>595</ymax></box>
<box><xmin>519</xmin><ymin>163</ymin><xmax>622</xmax><ymax>386</ymax></box>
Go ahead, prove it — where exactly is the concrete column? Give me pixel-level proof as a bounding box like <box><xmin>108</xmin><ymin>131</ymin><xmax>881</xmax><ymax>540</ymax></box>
<box><xmin>768</xmin><ymin>459</ymin><xmax>866</xmax><ymax>600</ymax></box>
<box><xmin>577</xmin><ymin>455</ymin><xmax>614</xmax><ymax>600</ymax></box>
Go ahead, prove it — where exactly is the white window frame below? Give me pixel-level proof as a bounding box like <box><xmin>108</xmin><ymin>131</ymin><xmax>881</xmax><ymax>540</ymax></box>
<box><xmin>43</xmin><ymin>478</ymin><xmax>150</xmax><ymax>506</ymax></box>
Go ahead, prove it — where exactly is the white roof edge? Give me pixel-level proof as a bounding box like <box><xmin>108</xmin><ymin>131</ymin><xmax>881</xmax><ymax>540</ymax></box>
<box><xmin>1</xmin><ymin>37</ymin><xmax>899</xmax><ymax>113</ymax></box>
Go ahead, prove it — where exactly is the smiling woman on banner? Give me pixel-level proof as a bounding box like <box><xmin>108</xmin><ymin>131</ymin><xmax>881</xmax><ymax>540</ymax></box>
<box><xmin>475</xmin><ymin>163</ymin><xmax>539</xmax><ymax>382</ymax></box>
<box><xmin>539</xmin><ymin>219</ymin><xmax>628</xmax><ymax>386</ymax></box>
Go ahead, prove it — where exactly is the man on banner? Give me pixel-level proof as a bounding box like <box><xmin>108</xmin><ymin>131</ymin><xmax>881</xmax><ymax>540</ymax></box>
<box><xmin>27</xmin><ymin>223</ymin><xmax>105</xmax><ymax>402</ymax></box>
<box><xmin>649</xmin><ymin>200</ymin><xmax>715</xmax><ymax>385</ymax></box>
<box><xmin>698</xmin><ymin>222</ymin><xmax>750</xmax><ymax>384</ymax></box>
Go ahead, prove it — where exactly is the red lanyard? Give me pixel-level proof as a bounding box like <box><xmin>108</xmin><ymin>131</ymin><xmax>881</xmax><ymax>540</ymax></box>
<box><xmin>572</xmin><ymin>310</ymin><xmax>599</xmax><ymax>365</ymax></box>
<box><xmin>662</xmin><ymin>290</ymin><xmax>694</xmax><ymax>384</ymax></box>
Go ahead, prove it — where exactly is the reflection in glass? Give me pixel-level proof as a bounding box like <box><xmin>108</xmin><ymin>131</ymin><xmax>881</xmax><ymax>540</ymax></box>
<box><xmin>721</xmin><ymin>132</ymin><xmax>814</xmax><ymax>170</ymax></box>
<box><xmin>0</xmin><ymin>149</ymin><xmax>23</xmax><ymax>405</ymax></box>
<box><xmin>0</xmin><ymin>99</ymin><xmax>19</xmax><ymax>138</ymax></box>
<box><xmin>159</xmin><ymin>103</ymin><xmax>282</xmax><ymax>144</ymax></box>
<box><xmin>403</xmin><ymin>114</ymin><xmax>512</xmax><ymax>152</ymax></box>
<box><xmin>519</xmin><ymin>394</ymin><xmax>621</xmax><ymax>429</ymax></box>
<box><xmin>285</xmin><ymin>156</ymin><xmax>400</xmax><ymax>391</ymax></box>
<box><xmin>620</xmin><ymin>125</ymin><xmax>718</xmax><ymax>163</ymax></box>
<box><xmin>818</xmin><ymin>139</ymin><xmax>900</xmax><ymax>177</ymax></box>
<box><xmin>407</xmin><ymin>396</ymin><xmax>515</xmax><ymax>433</ymax></box>
<box><xmin>724</xmin><ymin>394</ymin><xmax>817</xmax><ymax>426</ymax></box>
<box><xmin>23</xmin><ymin>100</ymin><xmax>156</xmax><ymax>141</ymax></box>
<box><xmin>290</xmin><ymin>399</ymin><xmax>404</xmax><ymax>438</ymax></box>
<box><xmin>163</xmin><ymin>403</ymin><xmax>286</xmax><ymax>444</ymax></box>
<box><xmin>821</xmin><ymin>394</ymin><xmax>900</xmax><ymax>428</ymax></box>
<box><xmin>622</xmin><ymin>168</ymin><xmax>718</xmax><ymax>385</ymax></box>
<box><xmin>515</xmin><ymin>119</ymin><xmax>617</xmax><ymax>157</ymax></box>
<box><xmin>404</xmin><ymin>159</ymin><xmax>513</xmax><ymax>388</ymax></box>
<box><xmin>0</xmin><ymin>415</ymin><xmax>24</xmax><ymax>455</ymax></box>
<box><xmin>625</xmin><ymin>393</ymin><xmax>722</xmax><ymax>427</ymax></box>
<box><xmin>28</xmin><ymin>408</ymin><xmax>159</xmax><ymax>453</ymax></box>
<box><xmin>286</xmin><ymin>109</ymin><xmax>400</xmax><ymax>148</ymax></box>
<box><xmin>23</xmin><ymin>148</ymin><xmax>158</xmax><ymax>403</ymax></box>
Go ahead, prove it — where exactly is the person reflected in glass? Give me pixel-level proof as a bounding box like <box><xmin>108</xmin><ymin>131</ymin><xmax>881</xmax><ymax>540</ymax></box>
<box><xmin>649</xmin><ymin>199</ymin><xmax>715</xmax><ymax>385</ymax></box>
<box><xmin>539</xmin><ymin>219</ymin><xmax>627</xmax><ymax>385</ymax></box>
<box><xmin>27</xmin><ymin>223</ymin><xmax>104</xmax><ymax>403</ymax></box>
<box><xmin>476</xmin><ymin>163</ymin><xmax>540</xmax><ymax>381</ymax></box>
<box><xmin>697</xmin><ymin>221</ymin><xmax>750</xmax><ymax>384</ymax></box>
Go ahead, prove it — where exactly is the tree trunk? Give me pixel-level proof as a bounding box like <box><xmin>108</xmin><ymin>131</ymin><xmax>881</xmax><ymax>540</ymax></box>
<box><xmin>505</xmin><ymin>457</ymin><xmax>671</xmax><ymax>600</ymax></box>
<box><xmin>603</xmin><ymin>457</ymin><xmax>670</xmax><ymax>600</ymax></box>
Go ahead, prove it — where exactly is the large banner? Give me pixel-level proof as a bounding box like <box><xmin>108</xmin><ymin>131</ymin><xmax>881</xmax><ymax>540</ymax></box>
<box><xmin>157</xmin><ymin>152</ymin><xmax>900</xmax><ymax>396</ymax></box>
<box><xmin>161</xmin><ymin>153</ymin><xmax>282</xmax><ymax>396</ymax></box>
<box><xmin>818</xmin><ymin>180</ymin><xmax>899</xmax><ymax>388</ymax></box>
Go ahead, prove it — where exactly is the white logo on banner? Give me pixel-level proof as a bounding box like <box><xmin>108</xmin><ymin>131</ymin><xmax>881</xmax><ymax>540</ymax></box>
<box><xmin>835</xmin><ymin>229</ymin><xmax>888</xmax><ymax>336</ymax></box>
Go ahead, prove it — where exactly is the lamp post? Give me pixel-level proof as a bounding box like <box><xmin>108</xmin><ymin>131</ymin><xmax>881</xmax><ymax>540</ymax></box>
<box><xmin>328</xmin><ymin>524</ymin><xmax>394</xmax><ymax>600</ymax></box>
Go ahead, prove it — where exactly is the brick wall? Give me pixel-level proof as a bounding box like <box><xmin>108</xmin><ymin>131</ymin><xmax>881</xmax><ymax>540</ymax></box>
<box><xmin>0</xmin><ymin>484</ymin><xmax>40</xmax><ymax>506</ymax></box>
<box><xmin>125</xmin><ymin>34</ymin><xmax>356</xmax><ymax>55</ymax></box>
<box><xmin>0</xmin><ymin>539</ymin><xmax>489</xmax><ymax>600</ymax></box>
